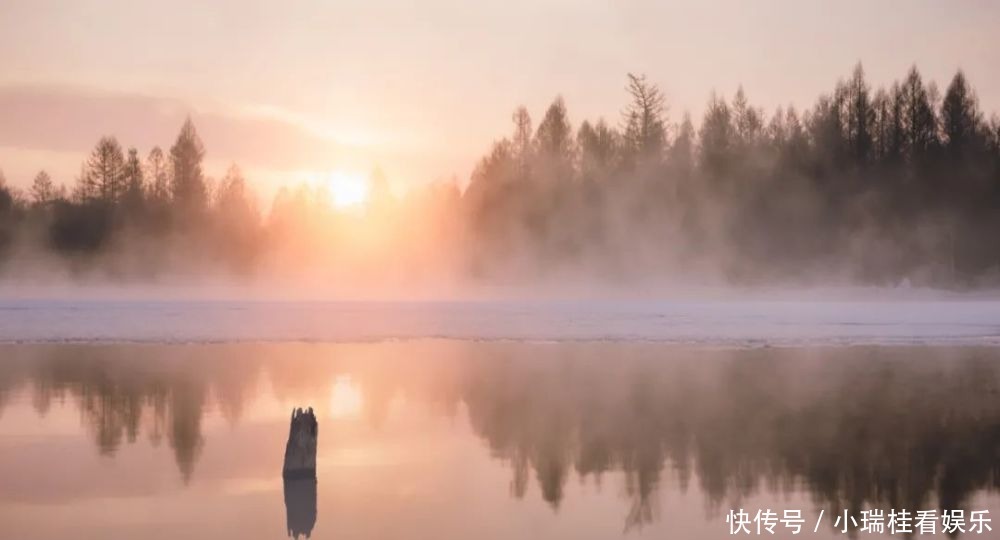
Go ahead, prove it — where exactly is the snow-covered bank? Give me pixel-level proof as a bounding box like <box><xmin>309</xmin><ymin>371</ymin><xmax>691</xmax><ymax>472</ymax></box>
<box><xmin>2</xmin><ymin>298</ymin><xmax>1000</xmax><ymax>346</ymax></box>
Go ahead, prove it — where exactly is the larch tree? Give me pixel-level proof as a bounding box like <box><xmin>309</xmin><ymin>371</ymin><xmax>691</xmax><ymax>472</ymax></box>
<box><xmin>669</xmin><ymin>113</ymin><xmax>696</xmax><ymax>177</ymax></box>
<box><xmin>622</xmin><ymin>73</ymin><xmax>667</xmax><ymax>162</ymax></box>
<box><xmin>145</xmin><ymin>146</ymin><xmax>171</xmax><ymax>204</ymax></box>
<box><xmin>83</xmin><ymin>136</ymin><xmax>126</xmax><ymax>203</ymax></box>
<box><xmin>534</xmin><ymin>96</ymin><xmax>575</xmax><ymax>183</ymax></box>
<box><xmin>170</xmin><ymin>118</ymin><xmax>208</xmax><ymax>214</ymax></box>
<box><xmin>577</xmin><ymin>119</ymin><xmax>620</xmax><ymax>183</ymax></box>
<box><xmin>215</xmin><ymin>164</ymin><xmax>257</xmax><ymax>225</ymax></box>
<box><xmin>732</xmin><ymin>86</ymin><xmax>764</xmax><ymax>151</ymax></box>
<box><xmin>511</xmin><ymin>106</ymin><xmax>534</xmax><ymax>180</ymax></box>
<box><xmin>900</xmin><ymin>67</ymin><xmax>938</xmax><ymax>159</ymax></box>
<box><xmin>122</xmin><ymin>147</ymin><xmax>145</xmax><ymax>214</ymax></box>
<box><xmin>844</xmin><ymin>63</ymin><xmax>875</xmax><ymax>165</ymax></box>
<box><xmin>941</xmin><ymin>70</ymin><xmax>983</xmax><ymax>158</ymax></box>
<box><xmin>30</xmin><ymin>170</ymin><xmax>56</xmax><ymax>206</ymax></box>
<box><xmin>0</xmin><ymin>171</ymin><xmax>12</xmax><ymax>213</ymax></box>
<box><xmin>699</xmin><ymin>93</ymin><xmax>734</xmax><ymax>179</ymax></box>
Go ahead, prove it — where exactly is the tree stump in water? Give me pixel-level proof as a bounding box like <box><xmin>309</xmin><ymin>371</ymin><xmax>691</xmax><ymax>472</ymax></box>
<box><xmin>283</xmin><ymin>407</ymin><xmax>318</xmax><ymax>479</ymax></box>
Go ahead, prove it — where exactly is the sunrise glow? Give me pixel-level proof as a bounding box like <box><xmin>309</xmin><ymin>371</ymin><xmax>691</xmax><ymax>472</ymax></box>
<box><xmin>329</xmin><ymin>375</ymin><xmax>363</xmax><ymax>418</ymax></box>
<box><xmin>323</xmin><ymin>171</ymin><xmax>370</xmax><ymax>208</ymax></box>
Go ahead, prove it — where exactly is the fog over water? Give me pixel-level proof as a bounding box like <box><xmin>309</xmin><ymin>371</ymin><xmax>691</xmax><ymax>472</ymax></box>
<box><xmin>2</xmin><ymin>65</ymin><xmax>1000</xmax><ymax>293</ymax></box>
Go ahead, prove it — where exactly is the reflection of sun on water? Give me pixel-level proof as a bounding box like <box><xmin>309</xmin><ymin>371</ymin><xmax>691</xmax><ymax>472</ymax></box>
<box><xmin>324</xmin><ymin>171</ymin><xmax>370</xmax><ymax>208</ymax></box>
<box><xmin>329</xmin><ymin>375</ymin><xmax>363</xmax><ymax>418</ymax></box>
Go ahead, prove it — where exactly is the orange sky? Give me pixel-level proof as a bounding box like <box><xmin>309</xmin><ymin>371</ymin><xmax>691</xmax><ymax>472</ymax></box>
<box><xmin>1</xmin><ymin>0</ymin><xmax>998</xmax><ymax>202</ymax></box>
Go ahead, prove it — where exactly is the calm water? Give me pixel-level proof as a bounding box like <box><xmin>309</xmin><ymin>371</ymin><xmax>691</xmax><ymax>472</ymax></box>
<box><xmin>0</xmin><ymin>342</ymin><xmax>998</xmax><ymax>539</ymax></box>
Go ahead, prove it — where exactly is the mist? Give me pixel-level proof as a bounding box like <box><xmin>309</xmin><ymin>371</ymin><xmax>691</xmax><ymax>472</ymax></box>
<box><xmin>2</xmin><ymin>64</ymin><xmax>1000</xmax><ymax>298</ymax></box>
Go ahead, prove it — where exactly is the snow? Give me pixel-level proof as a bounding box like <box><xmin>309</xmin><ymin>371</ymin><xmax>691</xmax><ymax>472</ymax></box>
<box><xmin>2</xmin><ymin>298</ymin><xmax>1000</xmax><ymax>346</ymax></box>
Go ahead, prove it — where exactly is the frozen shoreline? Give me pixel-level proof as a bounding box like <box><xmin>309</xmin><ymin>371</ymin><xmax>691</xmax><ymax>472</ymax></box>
<box><xmin>2</xmin><ymin>298</ymin><xmax>1000</xmax><ymax>346</ymax></box>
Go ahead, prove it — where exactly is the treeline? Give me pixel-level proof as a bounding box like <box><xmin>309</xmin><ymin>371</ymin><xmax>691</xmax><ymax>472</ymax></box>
<box><xmin>463</xmin><ymin>65</ymin><xmax>1000</xmax><ymax>285</ymax></box>
<box><xmin>1</xmin><ymin>63</ymin><xmax>1000</xmax><ymax>286</ymax></box>
<box><xmin>0</xmin><ymin>118</ymin><xmax>263</xmax><ymax>276</ymax></box>
<box><xmin>0</xmin><ymin>115</ymin><xmax>458</xmax><ymax>281</ymax></box>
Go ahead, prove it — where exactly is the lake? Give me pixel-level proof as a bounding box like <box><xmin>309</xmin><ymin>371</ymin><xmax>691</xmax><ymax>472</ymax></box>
<box><xmin>0</xmin><ymin>341</ymin><xmax>997</xmax><ymax>539</ymax></box>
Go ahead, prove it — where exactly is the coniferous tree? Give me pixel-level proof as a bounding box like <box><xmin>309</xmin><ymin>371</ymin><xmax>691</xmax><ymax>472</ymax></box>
<box><xmin>699</xmin><ymin>93</ymin><xmax>734</xmax><ymax>180</ymax></box>
<box><xmin>0</xmin><ymin>170</ymin><xmax>13</xmax><ymax>216</ymax></box>
<box><xmin>669</xmin><ymin>114</ymin><xmax>696</xmax><ymax>177</ymax></box>
<box><xmin>900</xmin><ymin>67</ymin><xmax>938</xmax><ymax>159</ymax></box>
<box><xmin>809</xmin><ymin>93</ymin><xmax>848</xmax><ymax>171</ymax></box>
<box><xmin>881</xmin><ymin>82</ymin><xmax>908</xmax><ymax>165</ymax></box>
<box><xmin>535</xmin><ymin>97</ymin><xmax>575</xmax><ymax>183</ymax></box>
<box><xmin>732</xmin><ymin>86</ymin><xmax>764</xmax><ymax>153</ymax></box>
<box><xmin>941</xmin><ymin>71</ymin><xmax>983</xmax><ymax>159</ymax></box>
<box><xmin>509</xmin><ymin>107</ymin><xmax>534</xmax><ymax>188</ymax></box>
<box><xmin>535</xmin><ymin>98</ymin><xmax>573</xmax><ymax>163</ymax></box>
<box><xmin>30</xmin><ymin>170</ymin><xmax>56</xmax><ymax>206</ymax></box>
<box><xmin>170</xmin><ymin>118</ymin><xmax>208</xmax><ymax>214</ymax></box>
<box><xmin>622</xmin><ymin>73</ymin><xmax>667</xmax><ymax>163</ymax></box>
<box><xmin>871</xmin><ymin>89</ymin><xmax>893</xmax><ymax>161</ymax></box>
<box><xmin>82</xmin><ymin>136</ymin><xmax>126</xmax><ymax>203</ymax></box>
<box><xmin>670</xmin><ymin>112</ymin><xmax>698</xmax><ymax>244</ymax></box>
<box><xmin>844</xmin><ymin>63</ymin><xmax>874</xmax><ymax>165</ymax></box>
<box><xmin>145</xmin><ymin>146</ymin><xmax>171</xmax><ymax>204</ymax></box>
<box><xmin>122</xmin><ymin>148</ymin><xmax>145</xmax><ymax>214</ymax></box>
<box><xmin>578</xmin><ymin>119</ymin><xmax>620</xmax><ymax>183</ymax></box>
<box><xmin>782</xmin><ymin>107</ymin><xmax>809</xmax><ymax>167</ymax></box>
<box><xmin>0</xmin><ymin>170</ymin><xmax>14</xmax><ymax>257</ymax></box>
<box><xmin>215</xmin><ymin>164</ymin><xmax>258</xmax><ymax>239</ymax></box>
<box><xmin>2</xmin><ymin>63</ymin><xmax>1000</xmax><ymax>284</ymax></box>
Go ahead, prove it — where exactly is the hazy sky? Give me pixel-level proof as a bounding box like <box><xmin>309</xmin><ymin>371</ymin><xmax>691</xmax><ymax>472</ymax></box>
<box><xmin>1</xmin><ymin>0</ymin><xmax>998</xmax><ymax>201</ymax></box>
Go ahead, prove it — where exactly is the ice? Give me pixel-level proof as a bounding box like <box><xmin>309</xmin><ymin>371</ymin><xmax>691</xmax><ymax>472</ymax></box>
<box><xmin>2</xmin><ymin>297</ymin><xmax>1000</xmax><ymax>346</ymax></box>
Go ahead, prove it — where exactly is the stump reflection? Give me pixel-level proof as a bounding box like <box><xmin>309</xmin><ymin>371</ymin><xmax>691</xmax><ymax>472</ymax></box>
<box><xmin>283</xmin><ymin>477</ymin><xmax>317</xmax><ymax>539</ymax></box>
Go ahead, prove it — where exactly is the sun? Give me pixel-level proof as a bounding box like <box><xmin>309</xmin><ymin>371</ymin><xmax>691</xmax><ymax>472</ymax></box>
<box><xmin>324</xmin><ymin>171</ymin><xmax>370</xmax><ymax>208</ymax></box>
<box><xmin>328</xmin><ymin>375</ymin><xmax>363</xmax><ymax>418</ymax></box>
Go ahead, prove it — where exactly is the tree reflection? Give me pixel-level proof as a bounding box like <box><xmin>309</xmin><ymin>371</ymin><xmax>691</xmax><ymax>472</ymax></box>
<box><xmin>2</xmin><ymin>343</ymin><xmax>999</xmax><ymax>534</ymax></box>
<box><xmin>458</xmin><ymin>346</ymin><xmax>1000</xmax><ymax>532</ymax></box>
<box><xmin>2</xmin><ymin>345</ymin><xmax>261</xmax><ymax>482</ymax></box>
<box><xmin>168</xmin><ymin>380</ymin><xmax>205</xmax><ymax>483</ymax></box>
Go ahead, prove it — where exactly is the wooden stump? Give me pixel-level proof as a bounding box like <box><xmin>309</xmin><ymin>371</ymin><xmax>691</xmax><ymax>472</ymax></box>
<box><xmin>282</xmin><ymin>407</ymin><xmax>317</xmax><ymax>479</ymax></box>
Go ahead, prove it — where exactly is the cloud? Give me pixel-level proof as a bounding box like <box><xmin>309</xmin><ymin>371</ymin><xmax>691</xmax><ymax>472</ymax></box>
<box><xmin>0</xmin><ymin>84</ymin><xmax>341</xmax><ymax>171</ymax></box>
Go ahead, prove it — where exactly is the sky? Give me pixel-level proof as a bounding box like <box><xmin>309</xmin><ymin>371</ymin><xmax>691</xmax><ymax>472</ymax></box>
<box><xmin>1</xmin><ymin>0</ymin><xmax>999</xmax><ymax>203</ymax></box>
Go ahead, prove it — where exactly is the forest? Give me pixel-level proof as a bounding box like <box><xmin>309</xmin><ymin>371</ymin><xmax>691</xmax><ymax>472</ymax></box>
<box><xmin>1</xmin><ymin>63</ymin><xmax>999</xmax><ymax>287</ymax></box>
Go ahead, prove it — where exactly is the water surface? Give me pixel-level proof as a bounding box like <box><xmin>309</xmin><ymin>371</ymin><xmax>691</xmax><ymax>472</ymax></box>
<box><xmin>0</xmin><ymin>342</ymin><xmax>998</xmax><ymax>539</ymax></box>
